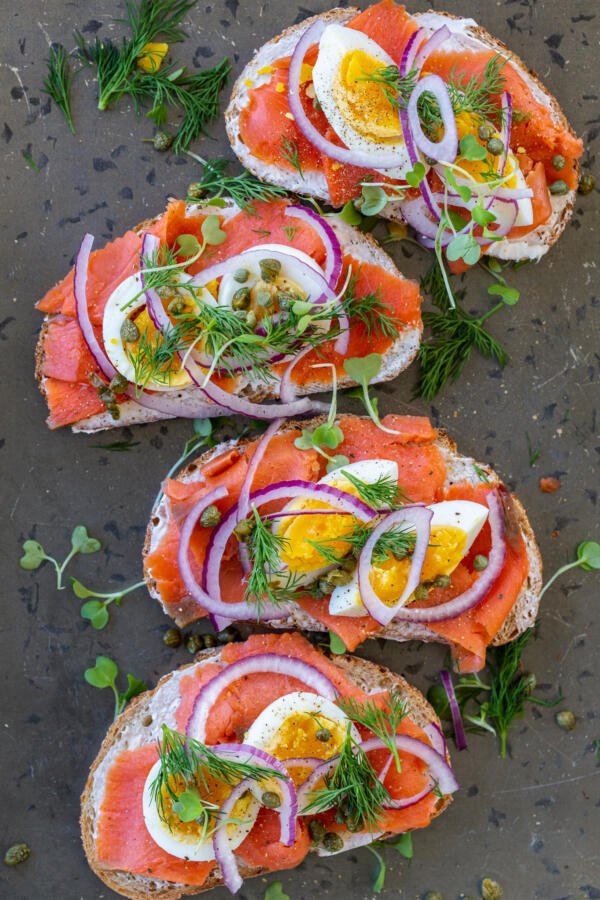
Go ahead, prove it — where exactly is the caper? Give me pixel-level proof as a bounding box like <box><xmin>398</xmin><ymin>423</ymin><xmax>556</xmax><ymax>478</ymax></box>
<box><xmin>153</xmin><ymin>130</ymin><xmax>174</xmax><ymax>151</ymax></box>
<box><xmin>203</xmin><ymin>633</ymin><xmax>217</xmax><ymax>649</ymax></box>
<box><xmin>555</xmin><ymin>710</ymin><xmax>576</xmax><ymax>731</ymax></box>
<box><xmin>107</xmin><ymin>402</ymin><xmax>121</xmax><ymax>421</ymax></box>
<box><xmin>324</xmin><ymin>568</ymin><xmax>354</xmax><ymax>587</ymax></box>
<box><xmin>120</xmin><ymin>318</ymin><xmax>140</xmax><ymax>343</ymax></box>
<box><xmin>313</xmin><ymin>97</ymin><xmax>322</xmax><ymax>112</ymax></box>
<box><xmin>4</xmin><ymin>843</ymin><xmax>30</xmax><ymax>866</ymax></box>
<box><xmin>233</xmin><ymin>519</ymin><xmax>255</xmax><ymax>541</ymax></box>
<box><xmin>217</xmin><ymin>626</ymin><xmax>240</xmax><ymax>644</ymax></box>
<box><xmin>186</xmin><ymin>634</ymin><xmax>204</xmax><ymax>654</ymax></box>
<box><xmin>232</xmin><ymin>287</ymin><xmax>251</xmax><ymax>310</ymax></box>
<box><xmin>309</xmin><ymin>819</ymin><xmax>326</xmax><ymax>842</ymax></box>
<box><xmin>261</xmin><ymin>791</ymin><xmax>281</xmax><ymax>809</ymax></box>
<box><xmin>256</xmin><ymin>289</ymin><xmax>274</xmax><ymax>308</ymax></box>
<box><xmin>168</xmin><ymin>296</ymin><xmax>186</xmax><ymax>315</ymax></box>
<box><xmin>200</xmin><ymin>504</ymin><xmax>222</xmax><ymax>528</ymax></box>
<box><xmin>423</xmin><ymin>893</ymin><xmax>443</xmax><ymax>900</ymax></box>
<box><xmin>414</xmin><ymin>584</ymin><xmax>430</xmax><ymax>600</ymax></box>
<box><xmin>316</xmin><ymin>727</ymin><xmax>331</xmax><ymax>742</ymax></box>
<box><xmin>322</xmin><ymin>832</ymin><xmax>344</xmax><ymax>852</ymax></box>
<box><xmin>478</xmin><ymin>123</ymin><xmax>494</xmax><ymax>142</ymax></box>
<box><xmin>551</xmin><ymin>154</ymin><xmax>565</xmax><ymax>171</ymax></box>
<box><xmin>424</xmin><ymin>155</ymin><xmax>437</xmax><ymax>166</ymax></box>
<box><xmin>338</xmin><ymin>555</ymin><xmax>356</xmax><ymax>573</ymax></box>
<box><xmin>334</xmin><ymin>808</ymin><xmax>345</xmax><ymax>825</ymax></box>
<box><xmin>277</xmin><ymin>290</ymin><xmax>296</xmax><ymax>310</ymax></box>
<box><xmin>522</xmin><ymin>673</ymin><xmax>536</xmax><ymax>695</ymax></box>
<box><xmin>163</xmin><ymin>627</ymin><xmax>182</xmax><ymax>648</ymax></box>
<box><xmin>233</xmin><ymin>268</ymin><xmax>249</xmax><ymax>284</ymax></box>
<box><xmin>433</xmin><ymin>574</ymin><xmax>451</xmax><ymax>589</ymax></box>
<box><xmin>473</xmin><ymin>554</ymin><xmax>489</xmax><ymax>572</ymax></box>
<box><xmin>346</xmin><ymin>817</ymin><xmax>361</xmax><ymax>832</ymax></box>
<box><xmin>487</xmin><ymin>137</ymin><xmax>504</xmax><ymax>156</ymax></box>
<box><xmin>108</xmin><ymin>372</ymin><xmax>128</xmax><ymax>394</ymax></box>
<box><xmin>512</xmin><ymin>109</ymin><xmax>531</xmax><ymax>123</ymax></box>
<box><xmin>245</xmin><ymin>310</ymin><xmax>258</xmax><ymax>329</ymax></box>
<box><xmin>259</xmin><ymin>258</ymin><xmax>282</xmax><ymax>282</ymax></box>
<box><xmin>481</xmin><ymin>878</ymin><xmax>503</xmax><ymax>900</ymax></box>
<box><xmin>187</xmin><ymin>181</ymin><xmax>205</xmax><ymax>200</ymax></box>
<box><xmin>578</xmin><ymin>173</ymin><xmax>596</xmax><ymax>195</ymax></box>
<box><xmin>549</xmin><ymin>179</ymin><xmax>568</xmax><ymax>196</ymax></box>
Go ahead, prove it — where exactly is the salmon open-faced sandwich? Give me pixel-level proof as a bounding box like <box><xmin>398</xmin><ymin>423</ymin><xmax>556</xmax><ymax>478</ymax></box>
<box><xmin>226</xmin><ymin>1</ymin><xmax>583</xmax><ymax>265</ymax></box>
<box><xmin>81</xmin><ymin>633</ymin><xmax>457</xmax><ymax>898</ymax></box>
<box><xmin>144</xmin><ymin>415</ymin><xmax>542</xmax><ymax>674</ymax></box>
<box><xmin>35</xmin><ymin>197</ymin><xmax>422</xmax><ymax>433</ymax></box>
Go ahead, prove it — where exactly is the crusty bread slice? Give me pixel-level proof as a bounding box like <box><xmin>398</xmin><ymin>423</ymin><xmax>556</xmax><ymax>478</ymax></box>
<box><xmin>81</xmin><ymin>643</ymin><xmax>453</xmax><ymax>899</ymax></box>
<box><xmin>35</xmin><ymin>200</ymin><xmax>421</xmax><ymax>434</ymax></box>
<box><xmin>225</xmin><ymin>7</ymin><xmax>578</xmax><ymax>262</ymax></box>
<box><xmin>143</xmin><ymin>415</ymin><xmax>543</xmax><ymax>646</ymax></box>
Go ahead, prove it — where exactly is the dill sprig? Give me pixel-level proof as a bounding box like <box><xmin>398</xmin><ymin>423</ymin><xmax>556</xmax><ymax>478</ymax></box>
<box><xmin>340</xmin><ymin>469</ymin><xmax>410</xmax><ymax>510</ymax></box>
<box><xmin>301</xmin><ymin>725</ymin><xmax>391</xmax><ymax>830</ymax></box>
<box><xmin>280</xmin><ymin>135</ymin><xmax>305</xmax><ymax>180</ymax></box>
<box><xmin>337</xmin><ymin>690</ymin><xmax>409</xmax><ymax>773</ymax></box>
<box><xmin>186</xmin><ymin>156</ymin><xmax>289</xmax><ymax>215</ymax></box>
<box><xmin>357</xmin><ymin>64</ymin><xmax>417</xmax><ymax>108</ymax></box>
<box><xmin>151</xmin><ymin>724</ymin><xmax>284</xmax><ymax>831</ymax></box>
<box><xmin>416</xmin><ymin>260</ymin><xmax>509</xmax><ymax>400</ymax></box>
<box><xmin>341</xmin><ymin>272</ymin><xmax>401</xmax><ymax>342</ymax></box>
<box><xmin>243</xmin><ymin>507</ymin><xmax>303</xmax><ymax>611</ymax></box>
<box><xmin>127</xmin><ymin>317</ymin><xmax>201</xmax><ymax>391</ymax></box>
<box><xmin>43</xmin><ymin>43</ymin><xmax>77</xmax><ymax>133</ymax></box>
<box><xmin>308</xmin><ymin>521</ymin><xmax>416</xmax><ymax>568</ymax></box>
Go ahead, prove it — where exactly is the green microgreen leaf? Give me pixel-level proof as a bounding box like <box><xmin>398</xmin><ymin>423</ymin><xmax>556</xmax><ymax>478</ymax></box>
<box><xmin>175</xmin><ymin>233</ymin><xmax>201</xmax><ymax>258</ymax></box>
<box><xmin>446</xmin><ymin>232</ymin><xmax>481</xmax><ymax>266</ymax></box>
<box><xmin>264</xmin><ymin>882</ymin><xmax>290</xmax><ymax>900</ymax></box>
<box><xmin>84</xmin><ymin>656</ymin><xmax>146</xmax><ymax>719</ymax></box>
<box><xmin>201</xmin><ymin>213</ymin><xmax>227</xmax><ymax>246</ymax></box>
<box><xmin>367</xmin><ymin>844</ymin><xmax>386</xmax><ymax>893</ymax></box>
<box><xmin>71</xmin><ymin>524</ymin><xmax>102</xmax><ymax>555</ymax></box>
<box><xmin>487</xmin><ymin>283</ymin><xmax>520</xmax><ymax>305</ymax></box>
<box><xmin>80</xmin><ymin>600</ymin><xmax>110</xmax><ymax>630</ymax></box>
<box><xmin>539</xmin><ymin>541</ymin><xmax>600</xmax><ymax>599</ymax></box>
<box><xmin>19</xmin><ymin>540</ymin><xmax>47</xmax><ymax>571</ymax></box>
<box><xmin>339</xmin><ymin>200</ymin><xmax>362</xmax><ymax>225</ymax></box>
<box><xmin>172</xmin><ymin>789</ymin><xmax>208</xmax><ymax>821</ymax></box>
<box><xmin>329</xmin><ymin>631</ymin><xmax>346</xmax><ymax>655</ymax></box>
<box><xmin>360</xmin><ymin>184</ymin><xmax>389</xmax><ymax>216</ymax></box>
<box><xmin>459</xmin><ymin>133</ymin><xmax>489</xmax><ymax>161</ymax></box>
<box><xmin>405</xmin><ymin>161</ymin><xmax>426</xmax><ymax>188</ymax></box>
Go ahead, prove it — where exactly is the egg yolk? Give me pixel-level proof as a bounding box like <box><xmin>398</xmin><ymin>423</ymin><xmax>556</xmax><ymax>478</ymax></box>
<box><xmin>159</xmin><ymin>772</ymin><xmax>253</xmax><ymax>842</ymax></box>
<box><xmin>334</xmin><ymin>49</ymin><xmax>402</xmax><ymax>141</ymax></box>
<box><xmin>370</xmin><ymin>524</ymin><xmax>467</xmax><ymax>606</ymax></box>
<box><xmin>128</xmin><ymin>307</ymin><xmax>192</xmax><ymax>388</ymax></box>
<box><xmin>278</xmin><ymin>502</ymin><xmax>358</xmax><ymax>573</ymax></box>
<box><xmin>264</xmin><ymin>711</ymin><xmax>347</xmax><ymax>788</ymax></box>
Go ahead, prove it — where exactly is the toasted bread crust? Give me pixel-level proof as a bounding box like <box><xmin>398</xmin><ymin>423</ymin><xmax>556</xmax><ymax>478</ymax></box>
<box><xmin>225</xmin><ymin>7</ymin><xmax>579</xmax><ymax>261</ymax></box>
<box><xmin>81</xmin><ymin>645</ymin><xmax>452</xmax><ymax>899</ymax></box>
<box><xmin>143</xmin><ymin>415</ymin><xmax>542</xmax><ymax>647</ymax></box>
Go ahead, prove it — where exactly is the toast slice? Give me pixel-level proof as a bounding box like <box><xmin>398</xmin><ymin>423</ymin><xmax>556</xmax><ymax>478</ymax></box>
<box><xmin>35</xmin><ymin>199</ymin><xmax>422</xmax><ymax>434</ymax></box>
<box><xmin>143</xmin><ymin>415</ymin><xmax>542</xmax><ymax>648</ymax></box>
<box><xmin>226</xmin><ymin>7</ymin><xmax>579</xmax><ymax>262</ymax></box>
<box><xmin>81</xmin><ymin>643</ymin><xmax>453</xmax><ymax>899</ymax></box>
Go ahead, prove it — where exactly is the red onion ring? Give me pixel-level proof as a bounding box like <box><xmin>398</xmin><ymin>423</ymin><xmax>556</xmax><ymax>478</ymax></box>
<box><xmin>407</xmin><ymin>74</ymin><xmax>458</xmax><ymax>163</ymax></box>
<box><xmin>413</xmin><ymin>25</ymin><xmax>451</xmax><ymax>72</ymax></box>
<box><xmin>288</xmin><ymin>20</ymin><xmax>408</xmax><ymax>170</ymax></box>
<box><xmin>440</xmin><ymin>669</ymin><xmax>467</xmax><ymax>751</ymax></box>
<box><xmin>399</xmin><ymin>27</ymin><xmax>425</xmax><ymax>76</ymax></box>
<box><xmin>357</xmin><ymin>505</ymin><xmax>432</xmax><ymax>626</ymax></box>
<box><xmin>284</xmin><ymin>205</ymin><xmax>342</xmax><ymax>289</ymax></box>
<box><xmin>186</xmin><ymin>653</ymin><xmax>339</xmax><ymax>742</ymax></box>
<box><xmin>497</xmin><ymin>91</ymin><xmax>513</xmax><ymax>178</ymax></box>
<box><xmin>178</xmin><ymin>486</ymin><xmax>290</xmax><ymax>624</ymax></box>
<box><xmin>422</xmin><ymin>722</ymin><xmax>447</xmax><ymax>758</ymax></box>
<box><xmin>393</xmin><ymin>491</ymin><xmax>506</xmax><ymax>622</ymax></box>
<box><xmin>279</xmin><ymin>344</ymin><xmax>314</xmax><ymax>403</ymax></box>
<box><xmin>212</xmin><ymin>776</ymin><xmax>251</xmax><ymax>893</ymax></box>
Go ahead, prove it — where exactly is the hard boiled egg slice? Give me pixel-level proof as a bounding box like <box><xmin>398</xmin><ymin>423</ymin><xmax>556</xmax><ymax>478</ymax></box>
<box><xmin>495</xmin><ymin>150</ymin><xmax>533</xmax><ymax>227</ymax></box>
<box><xmin>312</xmin><ymin>24</ymin><xmax>412</xmax><ymax>179</ymax></box>
<box><xmin>102</xmin><ymin>273</ymin><xmax>215</xmax><ymax>391</ymax></box>
<box><xmin>244</xmin><ymin>691</ymin><xmax>360</xmax><ymax>795</ymax></box>
<box><xmin>273</xmin><ymin>459</ymin><xmax>399</xmax><ymax>587</ymax></box>
<box><xmin>142</xmin><ymin>759</ymin><xmax>259</xmax><ymax>861</ymax></box>
<box><xmin>329</xmin><ymin>499</ymin><xmax>488</xmax><ymax>617</ymax></box>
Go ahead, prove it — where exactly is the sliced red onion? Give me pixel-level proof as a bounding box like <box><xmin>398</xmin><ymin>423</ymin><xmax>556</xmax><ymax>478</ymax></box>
<box><xmin>279</xmin><ymin>344</ymin><xmax>314</xmax><ymax>403</ymax></box>
<box><xmin>236</xmin><ymin>418</ymin><xmax>284</xmax><ymax>573</ymax></box>
<box><xmin>357</xmin><ymin>505</ymin><xmax>432</xmax><ymax>626</ymax></box>
<box><xmin>497</xmin><ymin>91</ymin><xmax>513</xmax><ymax>177</ymax></box>
<box><xmin>140</xmin><ymin>232</ymin><xmax>171</xmax><ymax>332</ymax></box>
<box><xmin>179</xmin><ymin>486</ymin><xmax>290</xmax><ymax>623</ymax></box>
<box><xmin>288</xmin><ymin>20</ymin><xmax>408</xmax><ymax>170</ymax></box>
<box><xmin>399</xmin><ymin>27</ymin><xmax>425</xmax><ymax>76</ymax></box>
<box><xmin>414</xmin><ymin>25</ymin><xmax>451</xmax><ymax>72</ymax></box>
<box><xmin>186</xmin><ymin>653</ymin><xmax>339</xmax><ymax>743</ymax></box>
<box><xmin>393</xmin><ymin>490</ymin><xmax>506</xmax><ymax>622</ymax></box>
<box><xmin>440</xmin><ymin>669</ymin><xmax>467</xmax><ymax>751</ymax></box>
<box><xmin>399</xmin><ymin>196</ymin><xmax>440</xmax><ymax>241</ymax></box>
<box><xmin>212</xmin><ymin>744</ymin><xmax>297</xmax><ymax>893</ymax></box>
<box><xmin>407</xmin><ymin>74</ymin><xmax>458</xmax><ymax>163</ymax></box>
<box><xmin>422</xmin><ymin>722</ymin><xmax>447</xmax><ymax>758</ymax></box>
<box><xmin>284</xmin><ymin>205</ymin><xmax>342</xmax><ymax>289</ymax></box>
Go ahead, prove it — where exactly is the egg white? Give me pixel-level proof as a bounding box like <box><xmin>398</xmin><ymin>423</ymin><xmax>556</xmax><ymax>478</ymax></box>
<box><xmin>312</xmin><ymin>24</ymin><xmax>412</xmax><ymax>179</ymax></box>
<box><xmin>329</xmin><ymin>498</ymin><xmax>489</xmax><ymax>617</ymax></box>
<box><xmin>142</xmin><ymin>759</ymin><xmax>260</xmax><ymax>861</ymax></box>
<box><xmin>244</xmin><ymin>691</ymin><xmax>359</xmax><ymax>755</ymax></box>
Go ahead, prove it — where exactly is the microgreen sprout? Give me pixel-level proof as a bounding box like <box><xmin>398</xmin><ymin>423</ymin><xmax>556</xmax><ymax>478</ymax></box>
<box><xmin>84</xmin><ymin>655</ymin><xmax>146</xmax><ymax>719</ymax></box>
<box><xmin>539</xmin><ymin>541</ymin><xmax>600</xmax><ymax>599</ymax></box>
<box><xmin>19</xmin><ymin>525</ymin><xmax>101</xmax><ymax>590</ymax></box>
<box><xmin>72</xmin><ymin>578</ymin><xmax>146</xmax><ymax>630</ymax></box>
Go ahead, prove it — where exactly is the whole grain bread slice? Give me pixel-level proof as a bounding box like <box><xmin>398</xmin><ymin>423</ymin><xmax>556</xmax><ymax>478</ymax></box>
<box><xmin>225</xmin><ymin>7</ymin><xmax>579</xmax><ymax>262</ymax></box>
<box><xmin>143</xmin><ymin>415</ymin><xmax>542</xmax><ymax>645</ymax></box>
<box><xmin>35</xmin><ymin>200</ymin><xmax>421</xmax><ymax>433</ymax></box>
<box><xmin>81</xmin><ymin>644</ymin><xmax>453</xmax><ymax>899</ymax></box>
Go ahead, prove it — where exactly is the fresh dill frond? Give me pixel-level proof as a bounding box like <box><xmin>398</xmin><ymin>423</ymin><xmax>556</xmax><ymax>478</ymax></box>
<box><xmin>186</xmin><ymin>156</ymin><xmax>289</xmax><ymax>214</ymax></box>
<box><xmin>127</xmin><ymin>318</ymin><xmax>200</xmax><ymax>391</ymax></box>
<box><xmin>151</xmin><ymin>724</ymin><xmax>283</xmax><ymax>828</ymax></box>
<box><xmin>43</xmin><ymin>43</ymin><xmax>77</xmax><ymax>133</ymax></box>
<box><xmin>339</xmin><ymin>469</ymin><xmax>410</xmax><ymax>510</ymax></box>
<box><xmin>301</xmin><ymin>724</ymin><xmax>391</xmax><ymax>830</ymax></box>
<box><xmin>358</xmin><ymin>64</ymin><xmax>418</xmax><ymax>108</ymax></box>
<box><xmin>243</xmin><ymin>507</ymin><xmax>302</xmax><ymax>611</ymax></box>
<box><xmin>416</xmin><ymin>260</ymin><xmax>509</xmax><ymax>400</ymax></box>
<box><xmin>283</xmin><ymin>225</ymin><xmax>298</xmax><ymax>242</ymax></box>
<box><xmin>337</xmin><ymin>689</ymin><xmax>409</xmax><ymax>773</ymax></box>
<box><xmin>341</xmin><ymin>272</ymin><xmax>401</xmax><ymax>341</ymax></box>
<box><xmin>280</xmin><ymin>135</ymin><xmax>305</xmax><ymax>180</ymax></box>
<box><xmin>308</xmin><ymin>521</ymin><xmax>416</xmax><ymax>568</ymax></box>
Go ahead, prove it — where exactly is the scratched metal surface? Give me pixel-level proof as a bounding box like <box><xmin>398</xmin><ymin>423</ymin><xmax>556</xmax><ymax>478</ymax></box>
<box><xmin>0</xmin><ymin>1</ymin><xmax>598</xmax><ymax>898</ymax></box>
